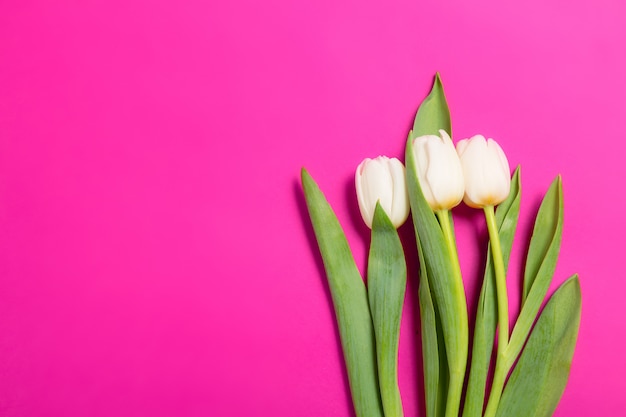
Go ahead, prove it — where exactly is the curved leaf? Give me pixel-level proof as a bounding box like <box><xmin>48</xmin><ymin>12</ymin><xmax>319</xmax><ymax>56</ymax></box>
<box><xmin>523</xmin><ymin>176</ymin><xmax>564</xmax><ymax>301</ymax></box>
<box><xmin>509</xmin><ymin>177</ymin><xmax>563</xmax><ymax>359</ymax></box>
<box><xmin>406</xmin><ymin>74</ymin><xmax>468</xmax><ymax>417</ymax></box>
<box><xmin>368</xmin><ymin>203</ymin><xmax>407</xmax><ymax>417</ymax></box>
<box><xmin>495</xmin><ymin>276</ymin><xmax>582</xmax><ymax>417</ymax></box>
<box><xmin>301</xmin><ymin>169</ymin><xmax>384</xmax><ymax>417</ymax></box>
<box><xmin>412</xmin><ymin>73</ymin><xmax>452</xmax><ymax>138</ymax></box>
<box><xmin>417</xmin><ymin>235</ymin><xmax>445</xmax><ymax>417</ymax></box>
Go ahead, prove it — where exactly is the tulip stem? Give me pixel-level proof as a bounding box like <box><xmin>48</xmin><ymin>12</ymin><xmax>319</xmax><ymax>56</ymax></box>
<box><xmin>436</xmin><ymin>210</ymin><xmax>460</xmax><ymax>271</ymax></box>
<box><xmin>435</xmin><ymin>210</ymin><xmax>468</xmax><ymax>417</ymax></box>
<box><xmin>482</xmin><ymin>205</ymin><xmax>509</xmax><ymax>417</ymax></box>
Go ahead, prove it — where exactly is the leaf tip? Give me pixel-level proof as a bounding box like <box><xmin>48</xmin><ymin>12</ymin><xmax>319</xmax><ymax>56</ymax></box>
<box><xmin>372</xmin><ymin>201</ymin><xmax>393</xmax><ymax>230</ymax></box>
<box><xmin>554</xmin><ymin>175</ymin><xmax>564</xmax><ymax>206</ymax></box>
<box><xmin>301</xmin><ymin>168</ymin><xmax>317</xmax><ymax>197</ymax></box>
<box><xmin>432</xmin><ymin>72</ymin><xmax>445</xmax><ymax>95</ymax></box>
<box><xmin>560</xmin><ymin>274</ymin><xmax>582</xmax><ymax>302</ymax></box>
<box><xmin>569</xmin><ymin>273</ymin><xmax>580</xmax><ymax>286</ymax></box>
<box><xmin>512</xmin><ymin>165</ymin><xmax>521</xmax><ymax>183</ymax></box>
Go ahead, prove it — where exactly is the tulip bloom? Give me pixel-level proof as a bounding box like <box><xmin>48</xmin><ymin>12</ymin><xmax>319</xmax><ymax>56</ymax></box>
<box><xmin>456</xmin><ymin>135</ymin><xmax>511</xmax><ymax>208</ymax></box>
<box><xmin>411</xmin><ymin>129</ymin><xmax>465</xmax><ymax>211</ymax></box>
<box><xmin>355</xmin><ymin>156</ymin><xmax>409</xmax><ymax>229</ymax></box>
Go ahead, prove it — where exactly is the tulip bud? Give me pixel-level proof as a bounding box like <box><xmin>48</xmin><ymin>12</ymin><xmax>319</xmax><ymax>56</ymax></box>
<box><xmin>456</xmin><ymin>135</ymin><xmax>511</xmax><ymax>208</ymax></box>
<box><xmin>411</xmin><ymin>129</ymin><xmax>465</xmax><ymax>211</ymax></box>
<box><xmin>355</xmin><ymin>156</ymin><xmax>410</xmax><ymax>229</ymax></box>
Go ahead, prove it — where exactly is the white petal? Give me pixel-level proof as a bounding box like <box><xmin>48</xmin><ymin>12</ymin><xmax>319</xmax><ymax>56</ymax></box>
<box><xmin>355</xmin><ymin>158</ymin><xmax>373</xmax><ymax>227</ymax></box>
<box><xmin>388</xmin><ymin>158</ymin><xmax>410</xmax><ymax>227</ymax></box>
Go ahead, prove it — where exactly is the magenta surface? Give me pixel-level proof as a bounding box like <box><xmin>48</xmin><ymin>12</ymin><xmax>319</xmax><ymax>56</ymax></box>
<box><xmin>0</xmin><ymin>0</ymin><xmax>624</xmax><ymax>415</ymax></box>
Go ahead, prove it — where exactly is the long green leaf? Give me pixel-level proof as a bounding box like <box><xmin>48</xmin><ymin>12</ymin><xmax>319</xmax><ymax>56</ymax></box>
<box><xmin>495</xmin><ymin>275</ymin><xmax>582</xmax><ymax>417</ymax></box>
<box><xmin>416</xmin><ymin>236</ymin><xmax>442</xmax><ymax>417</ymax></box>
<box><xmin>406</xmin><ymin>74</ymin><xmax>468</xmax><ymax>417</ymax></box>
<box><xmin>368</xmin><ymin>203</ymin><xmax>407</xmax><ymax>417</ymax></box>
<box><xmin>522</xmin><ymin>176</ymin><xmax>564</xmax><ymax>302</ymax></box>
<box><xmin>301</xmin><ymin>168</ymin><xmax>384</xmax><ymax>417</ymax></box>
<box><xmin>508</xmin><ymin>177</ymin><xmax>563</xmax><ymax>360</ymax></box>
<box><xmin>411</xmin><ymin>74</ymin><xmax>453</xmax><ymax>417</ymax></box>
<box><xmin>462</xmin><ymin>167</ymin><xmax>521</xmax><ymax>417</ymax></box>
<box><xmin>434</xmin><ymin>304</ymin><xmax>450</xmax><ymax>417</ymax></box>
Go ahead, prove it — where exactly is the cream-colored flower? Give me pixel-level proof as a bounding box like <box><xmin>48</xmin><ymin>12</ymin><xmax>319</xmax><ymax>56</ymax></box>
<box><xmin>355</xmin><ymin>156</ymin><xmax>409</xmax><ymax>228</ymax></box>
<box><xmin>456</xmin><ymin>135</ymin><xmax>511</xmax><ymax>208</ymax></box>
<box><xmin>411</xmin><ymin>129</ymin><xmax>465</xmax><ymax>211</ymax></box>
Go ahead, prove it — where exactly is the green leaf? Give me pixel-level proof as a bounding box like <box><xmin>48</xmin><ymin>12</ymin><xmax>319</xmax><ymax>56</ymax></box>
<box><xmin>434</xmin><ymin>302</ymin><xmax>450</xmax><ymax>417</ymax></box>
<box><xmin>406</xmin><ymin>73</ymin><xmax>468</xmax><ymax>417</ymax></box>
<box><xmin>416</xmin><ymin>236</ymin><xmax>442</xmax><ymax>417</ymax></box>
<box><xmin>523</xmin><ymin>177</ymin><xmax>564</xmax><ymax>302</ymax></box>
<box><xmin>368</xmin><ymin>203</ymin><xmax>407</xmax><ymax>417</ymax></box>
<box><xmin>406</xmin><ymin>85</ymin><xmax>467</xmax><ymax>376</ymax></box>
<box><xmin>495</xmin><ymin>276</ymin><xmax>582</xmax><ymax>417</ymax></box>
<box><xmin>508</xmin><ymin>177</ymin><xmax>563</xmax><ymax>360</ymax></box>
<box><xmin>301</xmin><ymin>169</ymin><xmax>384</xmax><ymax>417</ymax></box>
<box><xmin>462</xmin><ymin>167</ymin><xmax>521</xmax><ymax>417</ymax></box>
<box><xmin>412</xmin><ymin>73</ymin><xmax>452</xmax><ymax>138</ymax></box>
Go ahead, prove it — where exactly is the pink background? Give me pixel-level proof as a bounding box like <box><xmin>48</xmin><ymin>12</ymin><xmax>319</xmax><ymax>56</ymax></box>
<box><xmin>0</xmin><ymin>0</ymin><xmax>624</xmax><ymax>415</ymax></box>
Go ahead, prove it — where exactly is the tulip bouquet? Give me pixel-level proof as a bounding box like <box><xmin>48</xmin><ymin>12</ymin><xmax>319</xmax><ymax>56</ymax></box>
<box><xmin>301</xmin><ymin>74</ymin><xmax>581</xmax><ymax>417</ymax></box>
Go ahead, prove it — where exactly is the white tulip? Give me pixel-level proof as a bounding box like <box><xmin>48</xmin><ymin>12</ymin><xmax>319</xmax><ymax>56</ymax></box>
<box><xmin>456</xmin><ymin>135</ymin><xmax>511</xmax><ymax>208</ymax></box>
<box><xmin>355</xmin><ymin>156</ymin><xmax>410</xmax><ymax>229</ymax></box>
<box><xmin>411</xmin><ymin>129</ymin><xmax>465</xmax><ymax>211</ymax></box>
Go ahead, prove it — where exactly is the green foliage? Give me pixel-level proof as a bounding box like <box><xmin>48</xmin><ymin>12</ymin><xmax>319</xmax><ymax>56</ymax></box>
<box><xmin>301</xmin><ymin>169</ymin><xmax>384</xmax><ymax>417</ymax></box>
<box><xmin>523</xmin><ymin>177</ymin><xmax>564</xmax><ymax>302</ymax></box>
<box><xmin>496</xmin><ymin>276</ymin><xmax>582</xmax><ymax>417</ymax></box>
<box><xmin>412</xmin><ymin>73</ymin><xmax>452</xmax><ymax>138</ymax></box>
<box><xmin>417</xmin><ymin>235</ymin><xmax>445</xmax><ymax>417</ymax></box>
<box><xmin>406</xmin><ymin>74</ymin><xmax>468</xmax><ymax>417</ymax></box>
<box><xmin>509</xmin><ymin>178</ymin><xmax>564</xmax><ymax>363</ymax></box>
<box><xmin>368</xmin><ymin>203</ymin><xmax>407</xmax><ymax>417</ymax></box>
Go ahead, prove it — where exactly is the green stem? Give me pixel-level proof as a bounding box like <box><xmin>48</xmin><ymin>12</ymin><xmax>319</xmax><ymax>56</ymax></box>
<box><xmin>436</xmin><ymin>210</ymin><xmax>468</xmax><ymax>417</ymax></box>
<box><xmin>484</xmin><ymin>205</ymin><xmax>509</xmax><ymax>347</ymax></box>
<box><xmin>482</xmin><ymin>205</ymin><xmax>509</xmax><ymax>417</ymax></box>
